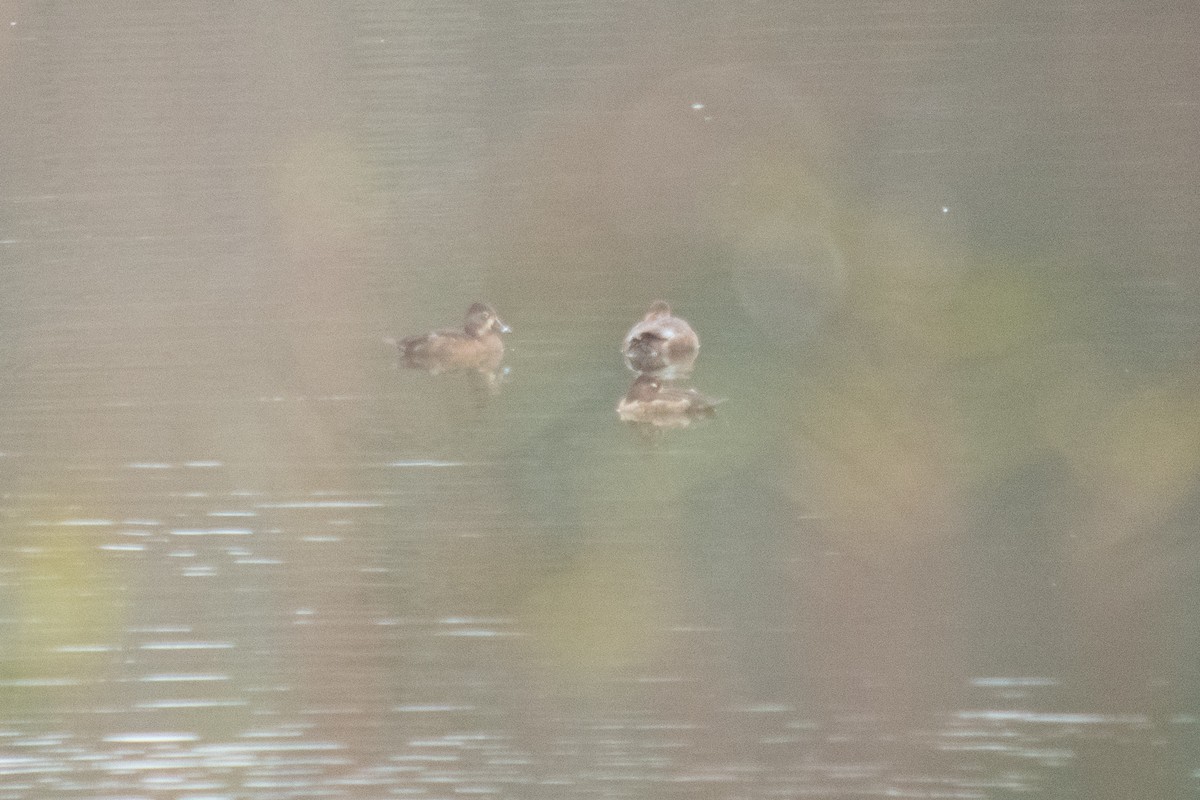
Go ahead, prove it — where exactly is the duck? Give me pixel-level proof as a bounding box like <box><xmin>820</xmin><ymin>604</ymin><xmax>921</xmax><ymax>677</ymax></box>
<box><xmin>617</xmin><ymin>374</ymin><xmax>721</xmax><ymax>429</ymax></box>
<box><xmin>621</xmin><ymin>300</ymin><xmax>699</xmax><ymax>376</ymax></box>
<box><xmin>395</xmin><ymin>302</ymin><xmax>511</xmax><ymax>376</ymax></box>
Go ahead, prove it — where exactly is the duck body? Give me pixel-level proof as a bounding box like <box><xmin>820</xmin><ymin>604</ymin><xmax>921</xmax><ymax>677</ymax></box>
<box><xmin>398</xmin><ymin>302</ymin><xmax>510</xmax><ymax>375</ymax></box>
<box><xmin>621</xmin><ymin>300</ymin><xmax>699</xmax><ymax>376</ymax></box>
<box><xmin>617</xmin><ymin>374</ymin><xmax>720</xmax><ymax>429</ymax></box>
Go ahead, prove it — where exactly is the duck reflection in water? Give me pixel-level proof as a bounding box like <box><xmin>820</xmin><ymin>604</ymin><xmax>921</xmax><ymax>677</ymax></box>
<box><xmin>621</xmin><ymin>300</ymin><xmax>699</xmax><ymax>379</ymax></box>
<box><xmin>617</xmin><ymin>374</ymin><xmax>721</xmax><ymax>430</ymax></box>
<box><xmin>394</xmin><ymin>302</ymin><xmax>511</xmax><ymax>392</ymax></box>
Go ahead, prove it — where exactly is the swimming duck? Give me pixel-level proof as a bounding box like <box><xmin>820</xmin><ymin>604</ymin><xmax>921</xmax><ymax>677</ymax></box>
<box><xmin>622</xmin><ymin>300</ymin><xmax>699</xmax><ymax>376</ymax></box>
<box><xmin>617</xmin><ymin>374</ymin><xmax>720</xmax><ymax>429</ymax></box>
<box><xmin>396</xmin><ymin>302</ymin><xmax>511</xmax><ymax>376</ymax></box>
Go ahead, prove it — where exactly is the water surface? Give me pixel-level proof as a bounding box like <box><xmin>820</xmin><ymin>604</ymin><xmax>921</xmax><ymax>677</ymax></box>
<box><xmin>1</xmin><ymin>2</ymin><xmax>1198</xmax><ymax>798</ymax></box>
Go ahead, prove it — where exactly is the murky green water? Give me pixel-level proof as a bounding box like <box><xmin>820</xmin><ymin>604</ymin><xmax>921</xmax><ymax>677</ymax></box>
<box><xmin>1</xmin><ymin>2</ymin><xmax>1198</xmax><ymax>798</ymax></box>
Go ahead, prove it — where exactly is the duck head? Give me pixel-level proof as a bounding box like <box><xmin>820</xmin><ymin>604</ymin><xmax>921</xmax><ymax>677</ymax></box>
<box><xmin>464</xmin><ymin>302</ymin><xmax>511</xmax><ymax>337</ymax></box>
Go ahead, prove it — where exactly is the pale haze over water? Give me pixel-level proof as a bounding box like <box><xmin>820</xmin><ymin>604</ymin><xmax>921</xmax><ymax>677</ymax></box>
<box><xmin>1</xmin><ymin>3</ymin><xmax>1198</xmax><ymax>798</ymax></box>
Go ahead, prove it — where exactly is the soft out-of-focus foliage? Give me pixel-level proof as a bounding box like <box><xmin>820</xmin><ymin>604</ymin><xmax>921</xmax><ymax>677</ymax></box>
<box><xmin>487</xmin><ymin>63</ymin><xmax>1198</xmax><ymax>700</ymax></box>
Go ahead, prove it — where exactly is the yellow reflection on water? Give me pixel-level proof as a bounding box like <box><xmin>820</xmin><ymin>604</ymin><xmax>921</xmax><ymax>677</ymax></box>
<box><xmin>1080</xmin><ymin>386</ymin><xmax>1200</xmax><ymax>538</ymax></box>
<box><xmin>2</xmin><ymin>512</ymin><xmax>123</xmax><ymax>702</ymax></box>
<box><xmin>519</xmin><ymin>537</ymin><xmax>681</xmax><ymax>679</ymax></box>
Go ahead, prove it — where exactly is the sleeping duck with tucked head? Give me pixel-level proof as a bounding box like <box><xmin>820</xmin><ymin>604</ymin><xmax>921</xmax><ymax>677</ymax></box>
<box><xmin>617</xmin><ymin>374</ymin><xmax>721</xmax><ymax>429</ymax></box>
<box><xmin>395</xmin><ymin>302</ymin><xmax>511</xmax><ymax>379</ymax></box>
<box><xmin>621</xmin><ymin>300</ymin><xmax>699</xmax><ymax>377</ymax></box>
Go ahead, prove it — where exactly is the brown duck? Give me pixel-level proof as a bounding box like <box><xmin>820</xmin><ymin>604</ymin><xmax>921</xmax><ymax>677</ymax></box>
<box><xmin>396</xmin><ymin>302</ymin><xmax>511</xmax><ymax>376</ymax></box>
<box><xmin>617</xmin><ymin>374</ymin><xmax>721</xmax><ymax>429</ymax></box>
<box><xmin>621</xmin><ymin>300</ymin><xmax>700</xmax><ymax>376</ymax></box>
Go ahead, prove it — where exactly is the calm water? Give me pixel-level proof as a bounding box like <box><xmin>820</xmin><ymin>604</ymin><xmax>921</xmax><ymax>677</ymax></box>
<box><xmin>2</xmin><ymin>2</ymin><xmax>1199</xmax><ymax>798</ymax></box>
